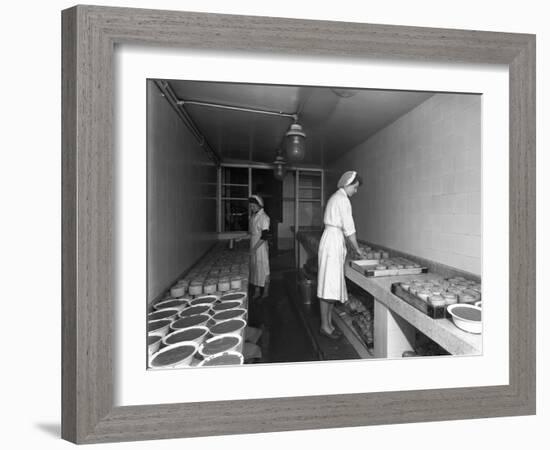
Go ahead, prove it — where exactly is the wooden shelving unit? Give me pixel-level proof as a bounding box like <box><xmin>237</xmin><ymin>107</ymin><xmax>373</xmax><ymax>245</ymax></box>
<box><xmin>218</xmin><ymin>166</ymin><xmax>250</xmax><ymax>233</ymax></box>
<box><xmin>293</xmin><ymin>169</ymin><xmax>324</xmax><ymax>267</ymax></box>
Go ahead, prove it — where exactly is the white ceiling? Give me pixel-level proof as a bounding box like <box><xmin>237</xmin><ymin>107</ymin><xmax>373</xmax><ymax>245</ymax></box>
<box><xmin>163</xmin><ymin>79</ymin><xmax>434</xmax><ymax>166</ymax></box>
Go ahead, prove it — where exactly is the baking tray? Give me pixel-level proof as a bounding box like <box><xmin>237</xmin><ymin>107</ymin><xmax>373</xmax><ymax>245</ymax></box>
<box><xmin>391</xmin><ymin>283</ymin><xmax>446</xmax><ymax>319</ymax></box>
<box><xmin>351</xmin><ymin>260</ymin><xmax>427</xmax><ymax>277</ymax></box>
<box><xmin>351</xmin><ymin>259</ymin><xmax>380</xmax><ymax>271</ymax></box>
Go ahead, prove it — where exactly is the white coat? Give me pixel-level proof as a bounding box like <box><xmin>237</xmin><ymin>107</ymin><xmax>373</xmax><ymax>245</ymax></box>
<box><xmin>317</xmin><ymin>188</ymin><xmax>356</xmax><ymax>302</ymax></box>
<box><xmin>249</xmin><ymin>209</ymin><xmax>270</xmax><ymax>287</ymax></box>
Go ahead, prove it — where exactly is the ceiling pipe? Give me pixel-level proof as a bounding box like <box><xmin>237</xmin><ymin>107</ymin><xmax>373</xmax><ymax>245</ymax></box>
<box><xmin>154</xmin><ymin>81</ymin><xmax>221</xmax><ymax>166</ymax></box>
<box><xmin>177</xmin><ymin>99</ymin><xmax>298</xmax><ymax>121</ymax></box>
<box><xmin>221</xmin><ymin>158</ymin><xmax>322</xmax><ymax>171</ymax></box>
<box><xmin>177</xmin><ymin>97</ymin><xmax>306</xmax><ymax>165</ymax></box>
<box><xmin>171</xmin><ymin>90</ymin><xmax>309</xmax><ymax>165</ymax></box>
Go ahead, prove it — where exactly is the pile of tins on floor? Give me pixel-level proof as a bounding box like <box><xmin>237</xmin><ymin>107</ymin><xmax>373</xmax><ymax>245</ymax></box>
<box><xmin>147</xmin><ymin>243</ymin><xmax>251</xmax><ymax>369</ymax></box>
<box><xmin>357</xmin><ymin>245</ymin><xmax>391</xmax><ymax>261</ymax></box>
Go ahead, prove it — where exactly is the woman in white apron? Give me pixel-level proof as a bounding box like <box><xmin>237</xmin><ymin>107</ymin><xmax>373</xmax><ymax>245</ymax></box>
<box><xmin>317</xmin><ymin>171</ymin><xmax>367</xmax><ymax>339</ymax></box>
<box><xmin>248</xmin><ymin>195</ymin><xmax>271</xmax><ymax>299</ymax></box>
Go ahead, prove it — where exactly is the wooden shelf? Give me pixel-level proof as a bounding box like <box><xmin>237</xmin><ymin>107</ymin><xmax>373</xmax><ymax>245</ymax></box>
<box><xmin>283</xmin><ymin>197</ymin><xmax>322</xmax><ymax>202</ymax></box>
<box><xmin>345</xmin><ymin>266</ymin><xmax>482</xmax><ymax>356</ymax></box>
<box><xmin>299</xmin><ymin>173</ymin><xmax>321</xmax><ymax>178</ymax></box>
<box><xmin>333</xmin><ymin>309</ymin><xmax>374</xmax><ymax>359</ymax></box>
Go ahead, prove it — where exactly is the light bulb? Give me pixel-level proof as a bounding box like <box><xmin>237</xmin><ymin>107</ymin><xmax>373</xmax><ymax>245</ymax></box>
<box><xmin>273</xmin><ymin>163</ymin><xmax>287</xmax><ymax>180</ymax></box>
<box><xmin>286</xmin><ymin>135</ymin><xmax>306</xmax><ymax>161</ymax></box>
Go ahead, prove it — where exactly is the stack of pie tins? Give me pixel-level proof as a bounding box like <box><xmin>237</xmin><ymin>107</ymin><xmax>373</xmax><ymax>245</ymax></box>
<box><xmin>170</xmin><ymin>313</ymin><xmax>210</xmax><ymax>331</ymax></box>
<box><xmin>211</xmin><ymin>308</ymin><xmax>247</xmax><ymax>323</ymax></box>
<box><xmin>147</xmin><ymin>319</ymin><xmax>173</xmax><ymax>337</ymax></box>
<box><xmin>211</xmin><ymin>301</ymin><xmax>242</xmax><ymax>313</ymax></box>
<box><xmin>197</xmin><ymin>351</ymin><xmax>244</xmax><ymax>367</ymax></box>
<box><xmin>220</xmin><ymin>291</ymin><xmax>247</xmax><ymax>301</ymax></box>
<box><xmin>189</xmin><ymin>295</ymin><xmax>219</xmax><ymax>307</ymax></box>
<box><xmin>203</xmin><ymin>279</ymin><xmax>217</xmax><ymax>294</ymax></box>
<box><xmin>217</xmin><ymin>277</ymin><xmax>231</xmax><ymax>292</ymax></box>
<box><xmin>230</xmin><ymin>276</ymin><xmax>242</xmax><ymax>290</ymax></box>
<box><xmin>458</xmin><ymin>289</ymin><xmax>481</xmax><ymax>304</ymax></box>
<box><xmin>209</xmin><ymin>318</ymin><xmax>246</xmax><ymax>337</ymax></box>
<box><xmin>147</xmin><ymin>334</ymin><xmax>163</xmax><ymax>356</ymax></box>
<box><xmin>188</xmin><ymin>281</ymin><xmax>203</xmax><ymax>296</ymax></box>
<box><xmin>162</xmin><ymin>326</ymin><xmax>209</xmax><ymax>346</ymax></box>
<box><xmin>222</xmin><ymin>291</ymin><xmax>247</xmax><ymax>304</ymax></box>
<box><xmin>178</xmin><ymin>304</ymin><xmax>211</xmax><ymax>318</ymax></box>
<box><xmin>153</xmin><ymin>298</ymin><xmax>190</xmax><ymax>311</ymax></box>
<box><xmin>148</xmin><ymin>308</ymin><xmax>180</xmax><ymax>322</ymax></box>
<box><xmin>198</xmin><ymin>334</ymin><xmax>242</xmax><ymax>358</ymax></box>
<box><xmin>149</xmin><ymin>342</ymin><xmax>198</xmax><ymax>369</ymax></box>
<box><xmin>170</xmin><ymin>285</ymin><xmax>186</xmax><ymax>298</ymax></box>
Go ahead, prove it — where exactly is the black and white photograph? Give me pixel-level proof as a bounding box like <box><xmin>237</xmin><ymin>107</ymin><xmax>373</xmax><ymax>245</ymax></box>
<box><xmin>3</xmin><ymin>0</ymin><xmax>543</xmax><ymax>448</ymax></box>
<box><xmin>146</xmin><ymin>79</ymin><xmax>482</xmax><ymax>369</ymax></box>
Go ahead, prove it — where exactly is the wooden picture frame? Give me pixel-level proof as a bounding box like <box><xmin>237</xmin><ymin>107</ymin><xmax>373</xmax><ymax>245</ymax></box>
<box><xmin>61</xmin><ymin>5</ymin><xmax>536</xmax><ymax>444</ymax></box>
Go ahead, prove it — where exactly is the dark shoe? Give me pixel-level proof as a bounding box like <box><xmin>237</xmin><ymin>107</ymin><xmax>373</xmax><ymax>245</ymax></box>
<box><xmin>332</xmin><ymin>327</ymin><xmax>343</xmax><ymax>337</ymax></box>
<box><xmin>319</xmin><ymin>328</ymin><xmax>341</xmax><ymax>340</ymax></box>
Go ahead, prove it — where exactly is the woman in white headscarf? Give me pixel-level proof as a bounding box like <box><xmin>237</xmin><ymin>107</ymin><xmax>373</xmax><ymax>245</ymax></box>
<box><xmin>317</xmin><ymin>171</ymin><xmax>367</xmax><ymax>339</ymax></box>
<box><xmin>248</xmin><ymin>195</ymin><xmax>271</xmax><ymax>299</ymax></box>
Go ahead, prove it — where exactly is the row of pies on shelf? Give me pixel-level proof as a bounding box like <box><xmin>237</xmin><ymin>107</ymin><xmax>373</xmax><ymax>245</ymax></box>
<box><xmin>398</xmin><ymin>276</ymin><xmax>482</xmax><ymax>308</ymax></box>
<box><xmin>170</xmin><ymin>274</ymin><xmax>248</xmax><ymax>297</ymax></box>
<box><xmin>147</xmin><ymin>292</ymin><xmax>249</xmax><ymax>368</ymax></box>
<box><xmin>369</xmin><ymin>257</ymin><xmax>421</xmax><ymax>271</ymax></box>
<box><xmin>358</xmin><ymin>245</ymin><xmax>390</xmax><ymax>260</ymax></box>
<box><xmin>168</xmin><ymin>246</ymin><xmax>250</xmax><ymax>297</ymax></box>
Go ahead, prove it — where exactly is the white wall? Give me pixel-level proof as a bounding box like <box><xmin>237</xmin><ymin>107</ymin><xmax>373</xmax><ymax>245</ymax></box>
<box><xmin>147</xmin><ymin>82</ymin><xmax>217</xmax><ymax>301</ymax></box>
<box><xmin>2</xmin><ymin>2</ymin><xmax>547</xmax><ymax>450</ymax></box>
<box><xmin>332</xmin><ymin>93</ymin><xmax>481</xmax><ymax>275</ymax></box>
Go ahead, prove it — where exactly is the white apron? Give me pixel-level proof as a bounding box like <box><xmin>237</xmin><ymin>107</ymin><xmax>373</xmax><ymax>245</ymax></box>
<box><xmin>249</xmin><ymin>209</ymin><xmax>270</xmax><ymax>287</ymax></box>
<box><xmin>317</xmin><ymin>189</ymin><xmax>356</xmax><ymax>303</ymax></box>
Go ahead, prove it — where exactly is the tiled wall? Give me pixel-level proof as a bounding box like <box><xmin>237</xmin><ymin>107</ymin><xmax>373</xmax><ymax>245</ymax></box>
<box><xmin>147</xmin><ymin>82</ymin><xmax>217</xmax><ymax>303</ymax></box>
<box><xmin>331</xmin><ymin>93</ymin><xmax>481</xmax><ymax>275</ymax></box>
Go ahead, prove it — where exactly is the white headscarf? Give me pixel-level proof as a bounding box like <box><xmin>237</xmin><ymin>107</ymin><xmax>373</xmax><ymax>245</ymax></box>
<box><xmin>249</xmin><ymin>195</ymin><xmax>264</xmax><ymax>208</ymax></box>
<box><xmin>337</xmin><ymin>171</ymin><xmax>357</xmax><ymax>188</ymax></box>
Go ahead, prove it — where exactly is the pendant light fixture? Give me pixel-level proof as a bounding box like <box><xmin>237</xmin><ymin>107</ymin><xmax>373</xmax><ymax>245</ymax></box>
<box><xmin>285</xmin><ymin>121</ymin><xmax>306</xmax><ymax>162</ymax></box>
<box><xmin>272</xmin><ymin>148</ymin><xmax>287</xmax><ymax>181</ymax></box>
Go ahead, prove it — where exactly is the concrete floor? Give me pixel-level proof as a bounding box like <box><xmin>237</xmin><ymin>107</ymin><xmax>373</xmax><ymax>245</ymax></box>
<box><xmin>249</xmin><ymin>249</ymin><xmax>359</xmax><ymax>364</ymax></box>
